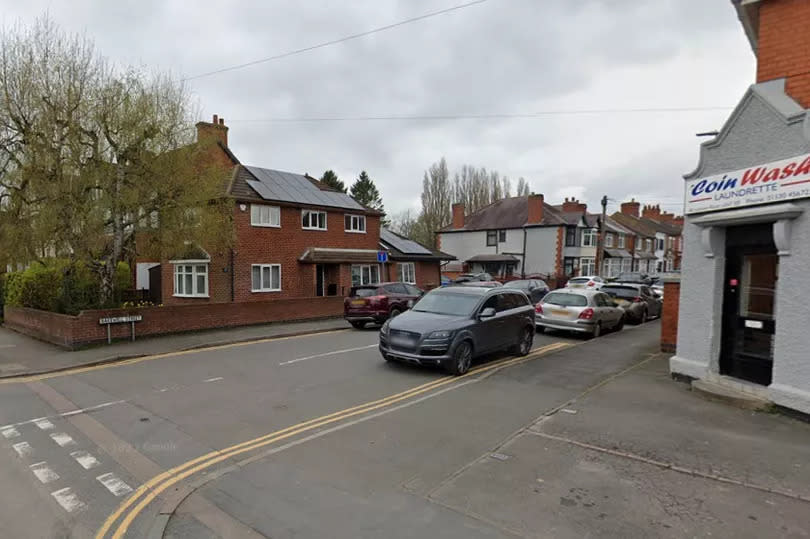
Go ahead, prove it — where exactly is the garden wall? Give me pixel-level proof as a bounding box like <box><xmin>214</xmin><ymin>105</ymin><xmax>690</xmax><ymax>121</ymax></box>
<box><xmin>4</xmin><ymin>296</ymin><xmax>344</xmax><ymax>349</ymax></box>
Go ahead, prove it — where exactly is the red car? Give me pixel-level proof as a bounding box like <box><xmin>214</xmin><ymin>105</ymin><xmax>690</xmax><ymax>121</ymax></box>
<box><xmin>344</xmin><ymin>282</ymin><xmax>423</xmax><ymax>329</ymax></box>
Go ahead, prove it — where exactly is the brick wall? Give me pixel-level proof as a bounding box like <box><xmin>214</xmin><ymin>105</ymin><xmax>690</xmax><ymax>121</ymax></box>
<box><xmin>383</xmin><ymin>260</ymin><xmax>441</xmax><ymax>290</ymax></box>
<box><xmin>4</xmin><ymin>296</ymin><xmax>344</xmax><ymax>349</ymax></box>
<box><xmin>162</xmin><ymin>205</ymin><xmax>381</xmax><ymax>305</ymax></box>
<box><xmin>757</xmin><ymin>0</ymin><xmax>810</xmax><ymax>107</ymax></box>
<box><xmin>660</xmin><ymin>279</ymin><xmax>680</xmax><ymax>353</ymax></box>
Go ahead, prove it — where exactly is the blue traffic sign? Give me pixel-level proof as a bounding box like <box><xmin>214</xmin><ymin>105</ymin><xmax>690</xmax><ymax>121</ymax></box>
<box><xmin>377</xmin><ymin>251</ymin><xmax>388</xmax><ymax>263</ymax></box>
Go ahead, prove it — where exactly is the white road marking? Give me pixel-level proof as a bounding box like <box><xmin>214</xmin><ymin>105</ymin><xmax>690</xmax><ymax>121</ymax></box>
<box><xmin>203</xmin><ymin>377</ymin><xmax>224</xmax><ymax>383</ymax></box>
<box><xmin>70</xmin><ymin>450</ymin><xmax>100</xmax><ymax>470</ymax></box>
<box><xmin>34</xmin><ymin>418</ymin><xmax>54</xmax><ymax>430</ymax></box>
<box><xmin>279</xmin><ymin>344</ymin><xmax>377</xmax><ymax>366</ymax></box>
<box><xmin>96</xmin><ymin>472</ymin><xmax>133</xmax><ymax>497</ymax></box>
<box><xmin>2</xmin><ymin>426</ymin><xmax>20</xmax><ymax>439</ymax></box>
<box><xmin>12</xmin><ymin>441</ymin><xmax>33</xmax><ymax>458</ymax></box>
<box><xmin>50</xmin><ymin>432</ymin><xmax>76</xmax><ymax>447</ymax></box>
<box><xmin>51</xmin><ymin>487</ymin><xmax>87</xmax><ymax>513</ymax></box>
<box><xmin>1</xmin><ymin>400</ymin><xmax>126</xmax><ymax>431</ymax></box>
<box><xmin>30</xmin><ymin>462</ymin><xmax>59</xmax><ymax>484</ymax></box>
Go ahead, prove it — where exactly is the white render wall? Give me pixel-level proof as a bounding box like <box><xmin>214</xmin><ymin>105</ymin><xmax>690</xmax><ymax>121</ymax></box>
<box><xmin>523</xmin><ymin>227</ymin><xmax>560</xmax><ymax>275</ymax></box>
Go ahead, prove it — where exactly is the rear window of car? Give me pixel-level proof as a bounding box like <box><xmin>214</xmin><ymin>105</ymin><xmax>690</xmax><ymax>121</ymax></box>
<box><xmin>503</xmin><ymin>281</ymin><xmax>530</xmax><ymax>289</ymax></box>
<box><xmin>542</xmin><ymin>292</ymin><xmax>587</xmax><ymax>307</ymax></box>
<box><xmin>350</xmin><ymin>287</ymin><xmax>380</xmax><ymax>297</ymax></box>
<box><xmin>568</xmin><ymin>278</ymin><xmax>589</xmax><ymax>284</ymax></box>
<box><xmin>602</xmin><ymin>286</ymin><xmax>639</xmax><ymax>299</ymax></box>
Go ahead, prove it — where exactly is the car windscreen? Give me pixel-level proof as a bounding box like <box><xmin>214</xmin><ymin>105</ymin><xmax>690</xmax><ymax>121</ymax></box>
<box><xmin>412</xmin><ymin>292</ymin><xmax>480</xmax><ymax>316</ymax></box>
<box><xmin>350</xmin><ymin>287</ymin><xmax>379</xmax><ymax>297</ymax></box>
<box><xmin>542</xmin><ymin>292</ymin><xmax>587</xmax><ymax>307</ymax></box>
<box><xmin>601</xmin><ymin>286</ymin><xmax>639</xmax><ymax>299</ymax></box>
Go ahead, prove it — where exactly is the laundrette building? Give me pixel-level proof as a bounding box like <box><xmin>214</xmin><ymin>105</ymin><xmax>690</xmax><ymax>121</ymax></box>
<box><xmin>671</xmin><ymin>0</ymin><xmax>810</xmax><ymax>414</ymax></box>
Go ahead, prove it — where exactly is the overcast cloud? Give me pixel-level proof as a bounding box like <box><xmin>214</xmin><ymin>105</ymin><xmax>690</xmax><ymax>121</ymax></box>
<box><xmin>2</xmin><ymin>0</ymin><xmax>754</xmax><ymax>216</ymax></box>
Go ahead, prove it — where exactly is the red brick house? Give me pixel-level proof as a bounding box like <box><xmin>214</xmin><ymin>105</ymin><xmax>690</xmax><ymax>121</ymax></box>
<box><xmin>151</xmin><ymin>116</ymin><xmax>452</xmax><ymax>306</ymax></box>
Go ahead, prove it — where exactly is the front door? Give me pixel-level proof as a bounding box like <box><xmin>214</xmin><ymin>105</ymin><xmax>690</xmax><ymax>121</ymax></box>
<box><xmin>720</xmin><ymin>224</ymin><xmax>778</xmax><ymax>385</ymax></box>
<box><xmin>315</xmin><ymin>264</ymin><xmax>325</xmax><ymax>297</ymax></box>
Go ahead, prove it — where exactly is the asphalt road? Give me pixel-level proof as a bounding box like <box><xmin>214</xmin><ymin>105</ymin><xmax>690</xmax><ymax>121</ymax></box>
<box><xmin>0</xmin><ymin>322</ymin><xmax>656</xmax><ymax>538</ymax></box>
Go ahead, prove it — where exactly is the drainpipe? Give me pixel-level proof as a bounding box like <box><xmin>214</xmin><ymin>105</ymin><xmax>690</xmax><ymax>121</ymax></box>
<box><xmin>229</xmin><ymin>248</ymin><xmax>235</xmax><ymax>302</ymax></box>
<box><xmin>521</xmin><ymin>228</ymin><xmax>527</xmax><ymax>279</ymax></box>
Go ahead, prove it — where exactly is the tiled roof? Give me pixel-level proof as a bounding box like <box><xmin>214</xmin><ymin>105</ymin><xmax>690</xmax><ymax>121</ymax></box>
<box><xmin>440</xmin><ymin>196</ymin><xmax>565</xmax><ymax>232</ymax></box>
<box><xmin>610</xmin><ymin>213</ymin><xmax>658</xmax><ymax>238</ymax></box>
<box><xmin>640</xmin><ymin>218</ymin><xmax>682</xmax><ymax>236</ymax></box>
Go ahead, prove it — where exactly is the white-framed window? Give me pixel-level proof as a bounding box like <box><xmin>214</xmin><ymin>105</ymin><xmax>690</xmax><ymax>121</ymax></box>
<box><xmin>580</xmin><ymin>257</ymin><xmax>596</xmax><ymax>275</ymax></box>
<box><xmin>618</xmin><ymin>235</ymin><xmax>625</xmax><ymax>248</ymax></box>
<box><xmin>251</xmin><ymin>204</ymin><xmax>280</xmax><ymax>227</ymax></box>
<box><xmin>582</xmin><ymin>228</ymin><xmax>597</xmax><ymax>247</ymax></box>
<box><xmin>602</xmin><ymin>258</ymin><xmax>619</xmax><ymax>277</ymax></box>
<box><xmin>620</xmin><ymin>258</ymin><xmax>632</xmax><ymax>272</ymax></box>
<box><xmin>397</xmin><ymin>262</ymin><xmax>416</xmax><ymax>284</ymax></box>
<box><xmin>351</xmin><ymin>264</ymin><xmax>380</xmax><ymax>286</ymax></box>
<box><xmin>344</xmin><ymin>214</ymin><xmax>366</xmax><ymax>233</ymax></box>
<box><xmin>605</xmin><ymin>234</ymin><xmax>614</xmax><ymax>248</ymax></box>
<box><xmin>302</xmin><ymin>210</ymin><xmax>327</xmax><ymax>230</ymax></box>
<box><xmin>173</xmin><ymin>263</ymin><xmax>209</xmax><ymax>297</ymax></box>
<box><xmin>251</xmin><ymin>264</ymin><xmax>281</xmax><ymax>292</ymax></box>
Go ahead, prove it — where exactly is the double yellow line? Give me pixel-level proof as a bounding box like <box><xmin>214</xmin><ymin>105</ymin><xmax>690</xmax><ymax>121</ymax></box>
<box><xmin>96</xmin><ymin>341</ymin><xmax>570</xmax><ymax>538</ymax></box>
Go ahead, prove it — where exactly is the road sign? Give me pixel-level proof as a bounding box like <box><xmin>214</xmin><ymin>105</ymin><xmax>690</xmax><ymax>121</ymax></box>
<box><xmin>377</xmin><ymin>251</ymin><xmax>388</xmax><ymax>263</ymax></box>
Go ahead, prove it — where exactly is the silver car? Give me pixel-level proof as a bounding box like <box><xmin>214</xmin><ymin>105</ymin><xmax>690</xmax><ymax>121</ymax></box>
<box><xmin>535</xmin><ymin>288</ymin><xmax>624</xmax><ymax>337</ymax></box>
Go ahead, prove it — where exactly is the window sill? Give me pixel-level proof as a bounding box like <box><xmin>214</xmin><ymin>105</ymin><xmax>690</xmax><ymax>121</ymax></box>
<box><xmin>173</xmin><ymin>294</ymin><xmax>210</xmax><ymax>298</ymax></box>
<box><xmin>302</xmin><ymin>227</ymin><xmax>328</xmax><ymax>231</ymax></box>
<box><xmin>251</xmin><ymin>223</ymin><xmax>281</xmax><ymax>228</ymax></box>
<box><xmin>251</xmin><ymin>289</ymin><xmax>282</xmax><ymax>293</ymax></box>
<box><xmin>344</xmin><ymin>230</ymin><xmax>367</xmax><ymax>234</ymax></box>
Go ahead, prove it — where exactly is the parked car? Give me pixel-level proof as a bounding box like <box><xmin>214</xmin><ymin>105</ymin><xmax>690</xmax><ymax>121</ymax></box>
<box><xmin>344</xmin><ymin>282</ymin><xmax>423</xmax><ymax>329</ymax></box>
<box><xmin>651</xmin><ymin>284</ymin><xmax>664</xmax><ymax>299</ymax></box>
<box><xmin>566</xmin><ymin>276</ymin><xmax>605</xmax><ymax>290</ymax></box>
<box><xmin>453</xmin><ymin>272</ymin><xmax>494</xmax><ymax>284</ymax></box>
<box><xmin>600</xmin><ymin>283</ymin><xmax>662</xmax><ymax>324</ymax></box>
<box><xmin>535</xmin><ymin>289</ymin><xmax>624</xmax><ymax>337</ymax></box>
<box><xmin>502</xmin><ymin>279</ymin><xmax>550</xmax><ymax>303</ymax></box>
<box><xmin>458</xmin><ymin>280</ymin><xmax>502</xmax><ymax>288</ymax></box>
<box><xmin>614</xmin><ymin>272</ymin><xmax>654</xmax><ymax>285</ymax></box>
<box><xmin>379</xmin><ymin>287</ymin><xmax>535</xmax><ymax>375</ymax></box>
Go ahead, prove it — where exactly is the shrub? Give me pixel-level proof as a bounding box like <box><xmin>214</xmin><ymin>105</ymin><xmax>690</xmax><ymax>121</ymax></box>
<box><xmin>4</xmin><ymin>264</ymin><xmax>62</xmax><ymax>312</ymax></box>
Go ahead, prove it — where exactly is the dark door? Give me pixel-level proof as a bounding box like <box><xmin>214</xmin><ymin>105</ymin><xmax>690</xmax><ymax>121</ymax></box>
<box><xmin>316</xmin><ymin>264</ymin><xmax>325</xmax><ymax>297</ymax></box>
<box><xmin>720</xmin><ymin>224</ymin><xmax>778</xmax><ymax>385</ymax></box>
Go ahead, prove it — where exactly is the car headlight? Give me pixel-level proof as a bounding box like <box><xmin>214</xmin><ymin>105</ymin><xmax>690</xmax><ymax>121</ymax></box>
<box><xmin>428</xmin><ymin>330</ymin><xmax>452</xmax><ymax>339</ymax></box>
<box><xmin>380</xmin><ymin>320</ymin><xmax>391</xmax><ymax>335</ymax></box>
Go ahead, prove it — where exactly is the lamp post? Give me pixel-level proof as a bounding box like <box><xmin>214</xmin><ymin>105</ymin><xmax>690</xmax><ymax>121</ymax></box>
<box><xmin>596</xmin><ymin>195</ymin><xmax>608</xmax><ymax>277</ymax></box>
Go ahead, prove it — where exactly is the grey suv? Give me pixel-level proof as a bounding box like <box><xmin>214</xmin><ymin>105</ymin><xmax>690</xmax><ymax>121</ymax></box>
<box><xmin>379</xmin><ymin>287</ymin><xmax>536</xmax><ymax>375</ymax></box>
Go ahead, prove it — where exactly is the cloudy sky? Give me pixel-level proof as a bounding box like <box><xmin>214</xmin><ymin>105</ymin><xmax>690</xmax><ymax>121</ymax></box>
<box><xmin>3</xmin><ymin>0</ymin><xmax>755</xmax><ymax>217</ymax></box>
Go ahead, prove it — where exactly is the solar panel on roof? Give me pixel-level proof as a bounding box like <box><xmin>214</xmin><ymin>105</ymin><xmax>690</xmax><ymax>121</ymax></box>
<box><xmin>244</xmin><ymin>166</ymin><xmax>365</xmax><ymax>210</ymax></box>
<box><xmin>380</xmin><ymin>228</ymin><xmax>432</xmax><ymax>255</ymax></box>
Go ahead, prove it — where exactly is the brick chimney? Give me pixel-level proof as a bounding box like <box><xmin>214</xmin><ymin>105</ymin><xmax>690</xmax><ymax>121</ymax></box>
<box><xmin>527</xmin><ymin>193</ymin><xmax>544</xmax><ymax>224</ymax></box>
<box><xmin>620</xmin><ymin>199</ymin><xmax>640</xmax><ymax>218</ymax></box>
<box><xmin>743</xmin><ymin>0</ymin><xmax>810</xmax><ymax>107</ymax></box>
<box><xmin>642</xmin><ymin>204</ymin><xmax>661</xmax><ymax>220</ymax></box>
<box><xmin>561</xmin><ymin>197</ymin><xmax>587</xmax><ymax>213</ymax></box>
<box><xmin>196</xmin><ymin>114</ymin><xmax>229</xmax><ymax>148</ymax></box>
<box><xmin>452</xmin><ymin>203</ymin><xmax>465</xmax><ymax>229</ymax></box>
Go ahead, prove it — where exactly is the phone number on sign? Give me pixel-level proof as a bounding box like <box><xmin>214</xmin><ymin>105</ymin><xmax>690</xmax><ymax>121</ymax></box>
<box><xmin>767</xmin><ymin>188</ymin><xmax>810</xmax><ymax>202</ymax></box>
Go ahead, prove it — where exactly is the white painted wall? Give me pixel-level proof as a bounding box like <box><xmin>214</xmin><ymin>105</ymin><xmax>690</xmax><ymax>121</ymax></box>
<box><xmin>136</xmin><ymin>263</ymin><xmax>159</xmax><ymax>290</ymax></box>
<box><xmin>523</xmin><ymin>227</ymin><xmax>559</xmax><ymax>276</ymax></box>
<box><xmin>440</xmin><ymin>226</ymin><xmax>560</xmax><ymax>276</ymax></box>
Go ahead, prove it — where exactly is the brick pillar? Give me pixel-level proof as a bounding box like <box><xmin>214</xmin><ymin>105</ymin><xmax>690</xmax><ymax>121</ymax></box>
<box><xmin>660</xmin><ymin>277</ymin><xmax>680</xmax><ymax>353</ymax></box>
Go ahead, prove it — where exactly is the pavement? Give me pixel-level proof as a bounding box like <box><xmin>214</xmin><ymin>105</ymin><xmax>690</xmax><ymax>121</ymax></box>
<box><xmin>0</xmin><ymin>317</ymin><xmax>350</xmax><ymax>378</ymax></box>
<box><xmin>0</xmin><ymin>319</ymin><xmax>808</xmax><ymax>538</ymax></box>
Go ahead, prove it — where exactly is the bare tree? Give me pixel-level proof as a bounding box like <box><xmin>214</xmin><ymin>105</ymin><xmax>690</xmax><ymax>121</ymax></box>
<box><xmin>516</xmin><ymin>177</ymin><xmax>531</xmax><ymax>197</ymax></box>
<box><xmin>419</xmin><ymin>157</ymin><xmax>452</xmax><ymax>247</ymax></box>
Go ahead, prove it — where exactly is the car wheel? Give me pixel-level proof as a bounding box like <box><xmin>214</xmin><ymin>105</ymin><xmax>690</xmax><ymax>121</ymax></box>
<box><xmin>447</xmin><ymin>341</ymin><xmax>473</xmax><ymax>376</ymax></box>
<box><xmin>535</xmin><ymin>325</ymin><xmax>546</xmax><ymax>334</ymax></box>
<box><xmin>512</xmin><ymin>327</ymin><xmax>533</xmax><ymax>356</ymax></box>
<box><xmin>350</xmin><ymin>321</ymin><xmax>366</xmax><ymax>329</ymax></box>
<box><xmin>590</xmin><ymin>322</ymin><xmax>602</xmax><ymax>339</ymax></box>
<box><xmin>641</xmin><ymin>309</ymin><xmax>648</xmax><ymax>324</ymax></box>
<box><xmin>390</xmin><ymin>308</ymin><xmax>402</xmax><ymax>318</ymax></box>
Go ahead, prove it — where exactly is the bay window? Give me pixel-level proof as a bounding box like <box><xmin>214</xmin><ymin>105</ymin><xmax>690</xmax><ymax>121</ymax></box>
<box><xmin>582</xmin><ymin>228</ymin><xmax>597</xmax><ymax>247</ymax></box>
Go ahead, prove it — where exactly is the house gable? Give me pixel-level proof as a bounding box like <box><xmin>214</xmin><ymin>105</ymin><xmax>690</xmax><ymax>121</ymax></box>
<box><xmin>685</xmin><ymin>79</ymin><xmax>810</xmax><ymax>180</ymax></box>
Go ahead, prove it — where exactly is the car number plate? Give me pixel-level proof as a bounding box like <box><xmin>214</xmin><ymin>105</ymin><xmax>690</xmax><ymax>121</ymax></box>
<box><xmin>390</xmin><ymin>335</ymin><xmax>416</xmax><ymax>347</ymax></box>
<box><xmin>569</xmin><ymin>284</ymin><xmax>583</xmax><ymax>288</ymax></box>
<box><xmin>351</xmin><ymin>299</ymin><xmax>366</xmax><ymax>306</ymax></box>
<box><xmin>550</xmin><ymin>309</ymin><xmax>568</xmax><ymax>316</ymax></box>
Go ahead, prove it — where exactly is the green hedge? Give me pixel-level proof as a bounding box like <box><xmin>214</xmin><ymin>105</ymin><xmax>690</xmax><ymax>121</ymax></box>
<box><xmin>3</xmin><ymin>260</ymin><xmax>132</xmax><ymax>315</ymax></box>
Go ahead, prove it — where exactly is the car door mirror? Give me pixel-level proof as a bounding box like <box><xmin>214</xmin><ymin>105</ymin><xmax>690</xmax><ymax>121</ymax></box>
<box><xmin>479</xmin><ymin>307</ymin><xmax>496</xmax><ymax>319</ymax></box>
